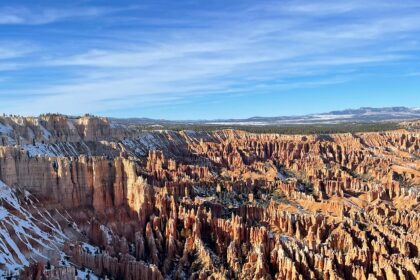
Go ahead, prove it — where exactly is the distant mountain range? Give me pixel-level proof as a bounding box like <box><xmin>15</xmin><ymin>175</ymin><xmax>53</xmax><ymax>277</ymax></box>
<box><xmin>112</xmin><ymin>107</ymin><xmax>420</xmax><ymax>126</ymax></box>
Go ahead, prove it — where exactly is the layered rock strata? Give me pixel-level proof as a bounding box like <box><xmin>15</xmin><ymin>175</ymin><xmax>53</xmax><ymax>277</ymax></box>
<box><xmin>0</xmin><ymin>115</ymin><xmax>418</xmax><ymax>279</ymax></box>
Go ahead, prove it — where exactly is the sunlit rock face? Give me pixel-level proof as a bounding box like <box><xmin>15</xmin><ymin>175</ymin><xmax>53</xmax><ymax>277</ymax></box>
<box><xmin>0</xmin><ymin>115</ymin><xmax>419</xmax><ymax>280</ymax></box>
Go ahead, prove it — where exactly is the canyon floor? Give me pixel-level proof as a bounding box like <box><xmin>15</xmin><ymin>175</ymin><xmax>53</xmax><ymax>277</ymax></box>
<box><xmin>0</xmin><ymin>115</ymin><xmax>418</xmax><ymax>280</ymax></box>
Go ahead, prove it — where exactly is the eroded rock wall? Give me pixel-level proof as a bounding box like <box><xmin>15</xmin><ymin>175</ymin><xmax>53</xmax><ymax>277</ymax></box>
<box><xmin>0</xmin><ymin>117</ymin><xmax>418</xmax><ymax>279</ymax></box>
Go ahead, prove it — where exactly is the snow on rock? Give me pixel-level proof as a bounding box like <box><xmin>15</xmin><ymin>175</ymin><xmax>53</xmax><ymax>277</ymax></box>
<box><xmin>67</xmin><ymin>119</ymin><xmax>77</xmax><ymax>131</ymax></box>
<box><xmin>23</xmin><ymin>144</ymin><xmax>61</xmax><ymax>157</ymax></box>
<box><xmin>137</xmin><ymin>133</ymin><xmax>160</xmax><ymax>150</ymax></box>
<box><xmin>109</xmin><ymin>122</ymin><xmax>125</xmax><ymax>129</ymax></box>
<box><xmin>121</xmin><ymin>131</ymin><xmax>191</xmax><ymax>157</ymax></box>
<box><xmin>99</xmin><ymin>224</ymin><xmax>113</xmax><ymax>245</ymax></box>
<box><xmin>0</xmin><ymin>122</ymin><xmax>13</xmax><ymax>135</ymax></box>
<box><xmin>0</xmin><ymin>122</ymin><xmax>16</xmax><ymax>145</ymax></box>
<box><xmin>22</xmin><ymin>142</ymin><xmax>81</xmax><ymax>157</ymax></box>
<box><xmin>81</xmin><ymin>243</ymin><xmax>100</xmax><ymax>255</ymax></box>
<box><xmin>0</xmin><ymin>181</ymin><xmax>68</xmax><ymax>277</ymax></box>
<box><xmin>277</xmin><ymin>171</ymin><xmax>288</xmax><ymax>181</ymax></box>
<box><xmin>39</xmin><ymin>124</ymin><xmax>52</xmax><ymax>140</ymax></box>
<box><xmin>76</xmin><ymin>268</ymin><xmax>99</xmax><ymax>280</ymax></box>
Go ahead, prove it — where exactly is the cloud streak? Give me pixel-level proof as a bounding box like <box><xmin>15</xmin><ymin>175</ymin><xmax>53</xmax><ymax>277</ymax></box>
<box><xmin>0</xmin><ymin>0</ymin><xmax>419</xmax><ymax>117</ymax></box>
<box><xmin>0</xmin><ymin>5</ymin><xmax>138</xmax><ymax>25</ymax></box>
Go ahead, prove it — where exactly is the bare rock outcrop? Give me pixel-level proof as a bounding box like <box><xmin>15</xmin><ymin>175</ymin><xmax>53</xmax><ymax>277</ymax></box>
<box><xmin>0</xmin><ymin>116</ymin><xmax>418</xmax><ymax>279</ymax></box>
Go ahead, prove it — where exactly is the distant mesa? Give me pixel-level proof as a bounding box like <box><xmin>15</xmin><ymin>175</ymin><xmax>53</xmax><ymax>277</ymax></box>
<box><xmin>110</xmin><ymin>106</ymin><xmax>420</xmax><ymax>126</ymax></box>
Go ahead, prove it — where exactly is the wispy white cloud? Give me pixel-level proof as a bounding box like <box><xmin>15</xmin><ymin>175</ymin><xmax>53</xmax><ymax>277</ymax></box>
<box><xmin>0</xmin><ymin>5</ymin><xmax>138</xmax><ymax>25</ymax></box>
<box><xmin>0</xmin><ymin>0</ymin><xmax>420</xmax><ymax>116</ymax></box>
<box><xmin>0</xmin><ymin>42</ymin><xmax>37</xmax><ymax>60</ymax></box>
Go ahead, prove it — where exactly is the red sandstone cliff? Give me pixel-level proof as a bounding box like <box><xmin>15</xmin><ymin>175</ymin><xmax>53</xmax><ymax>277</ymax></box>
<box><xmin>0</xmin><ymin>116</ymin><xmax>418</xmax><ymax>280</ymax></box>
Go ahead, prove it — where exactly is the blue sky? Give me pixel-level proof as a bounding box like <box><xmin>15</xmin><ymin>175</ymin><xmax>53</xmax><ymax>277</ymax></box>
<box><xmin>0</xmin><ymin>0</ymin><xmax>419</xmax><ymax>119</ymax></box>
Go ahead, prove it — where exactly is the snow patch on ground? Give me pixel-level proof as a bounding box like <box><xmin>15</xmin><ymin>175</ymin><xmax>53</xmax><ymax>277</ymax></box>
<box><xmin>0</xmin><ymin>181</ymin><xmax>67</xmax><ymax>276</ymax></box>
<box><xmin>22</xmin><ymin>142</ymin><xmax>81</xmax><ymax>157</ymax></box>
<box><xmin>23</xmin><ymin>143</ymin><xmax>61</xmax><ymax>157</ymax></box>
<box><xmin>0</xmin><ymin>122</ymin><xmax>13</xmax><ymax>135</ymax></box>
<box><xmin>76</xmin><ymin>268</ymin><xmax>99</xmax><ymax>280</ymax></box>
<box><xmin>0</xmin><ymin>182</ymin><xmax>102</xmax><ymax>278</ymax></box>
<box><xmin>109</xmin><ymin>122</ymin><xmax>125</xmax><ymax>129</ymax></box>
<box><xmin>311</xmin><ymin>114</ymin><xmax>354</xmax><ymax>120</ymax></box>
<box><xmin>122</xmin><ymin>133</ymin><xmax>164</xmax><ymax>156</ymax></box>
<box><xmin>137</xmin><ymin>133</ymin><xmax>160</xmax><ymax>150</ymax></box>
<box><xmin>39</xmin><ymin>124</ymin><xmax>52</xmax><ymax>140</ymax></box>
<box><xmin>206</xmin><ymin>121</ymin><xmax>267</xmax><ymax>126</ymax></box>
<box><xmin>81</xmin><ymin>243</ymin><xmax>99</xmax><ymax>255</ymax></box>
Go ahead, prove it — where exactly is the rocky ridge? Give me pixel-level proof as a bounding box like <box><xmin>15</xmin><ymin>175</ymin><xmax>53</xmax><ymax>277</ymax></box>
<box><xmin>0</xmin><ymin>114</ymin><xmax>418</xmax><ymax>280</ymax></box>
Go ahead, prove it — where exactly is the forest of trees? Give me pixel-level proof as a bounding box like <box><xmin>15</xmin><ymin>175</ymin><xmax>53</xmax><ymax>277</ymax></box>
<box><xmin>129</xmin><ymin>122</ymin><xmax>400</xmax><ymax>135</ymax></box>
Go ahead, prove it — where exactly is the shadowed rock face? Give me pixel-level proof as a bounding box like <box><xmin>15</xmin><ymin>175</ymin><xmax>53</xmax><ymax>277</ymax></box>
<box><xmin>0</xmin><ymin>115</ymin><xmax>419</xmax><ymax>280</ymax></box>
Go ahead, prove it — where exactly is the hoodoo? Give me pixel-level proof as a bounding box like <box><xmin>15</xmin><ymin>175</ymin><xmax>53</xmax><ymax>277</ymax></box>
<box><xmin>0</xmin><ymin>115</ymin><xmax>418</xmax><ymax>279</ymax></box>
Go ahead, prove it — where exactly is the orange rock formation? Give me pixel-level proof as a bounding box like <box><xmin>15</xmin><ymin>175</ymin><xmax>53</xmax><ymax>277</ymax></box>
<box><xmin>0</xmin><ymin>115</ymin><xmax>418</xmax><ymax>279</ymax></box>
